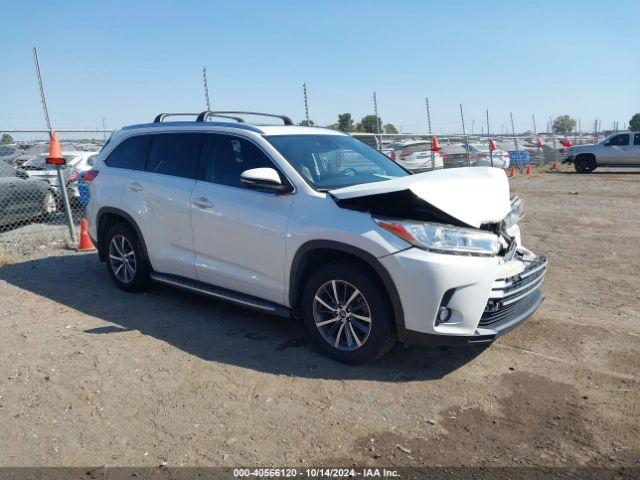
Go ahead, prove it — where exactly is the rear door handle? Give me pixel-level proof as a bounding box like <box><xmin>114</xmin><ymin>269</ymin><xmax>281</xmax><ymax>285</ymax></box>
<box><xmin>128</xmin><ymin>181</ymin><xmax>143</xmax><ymax>192</ymax></box>
<box><xmin>192</xmin><ymin>196</ymin><xmax>214</xmax><ymax>209</ymax></box>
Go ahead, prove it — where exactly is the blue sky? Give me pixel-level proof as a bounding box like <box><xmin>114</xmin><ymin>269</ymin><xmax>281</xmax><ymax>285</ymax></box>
<box><xmin>1</xmin><ymin>0</ymin><xmax>638</xmax><ymax>133</ymax></box>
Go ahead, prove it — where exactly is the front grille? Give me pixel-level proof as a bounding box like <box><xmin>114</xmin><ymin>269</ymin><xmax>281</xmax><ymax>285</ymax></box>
<box><xmin>480</xmin><ymin>256</ymin><xmax>547</xmax><ymax>326</ymax></box>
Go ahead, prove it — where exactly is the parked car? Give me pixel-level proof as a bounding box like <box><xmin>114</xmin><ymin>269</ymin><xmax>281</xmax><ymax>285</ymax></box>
<box><xmin>0</xmin><ymin>145</ymin><xmax>22</xmax><ymax>165</ymax></box>
<box><xmin>563</xmin><ymin>131</ymin><xmax>640</xmax><ymax>173</ymax></box>
<box><xmin>497</xmin><ymin>141</ymin><xmax>531</xmax><ymax>166</ymax></box>
<box><xmin>21</xmin><ymin>151</ymin><xmax>98</xmax><ymax>204</ymax></box>
<box><xmin>440</xmin><ymin>144</ymin><xmax>470</xmax><ymax>168</ymax></box>
<box><xmin>0</xmin><ymin>159</ymin><xmax>57</xmax><ymax>227</ymax></box>
<box><xmin>384</xmin><ymin>140</ymin><xmax>443</xmax><ymax>171</ymax></box>
<box><xmin>467</xmin><ymin>144</ymin><xmax>510</xmax><ymax>168</ymax></box>
<box><xmin>86</xmin><ymin>111</ymin><xmax>547</xmax><ymax>364</ymax></box>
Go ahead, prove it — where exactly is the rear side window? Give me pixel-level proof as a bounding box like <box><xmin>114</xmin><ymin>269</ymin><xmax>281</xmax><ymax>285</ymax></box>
<box><xmin>146</xmin><ymin>133</ymin><xmax>203</xmax><ymax>179</ymax></box>
<box><xmin>634</xmin><ymin>133</ymin><xmax>640</xmax><ymax>146</ymax></box>
<box><xmin>105</xmin><ymin>135</ymin><xmax>149</xmax><ymax>171</ymax></box>
<box><xmin>201</xmin><ymin>134</ymin><xmax>275</xmax><ymax>187</ymax></box>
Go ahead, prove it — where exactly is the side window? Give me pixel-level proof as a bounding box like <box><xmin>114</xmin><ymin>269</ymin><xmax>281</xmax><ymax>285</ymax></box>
<box><xmin>146</xmin><ymin>133</ymin><xmax>203</xmax><ymax>179</ymax></box>
<box><xmin>105</xmin><ymin>135</ymin><xmax>149</xmax><ymax>171</ymax></box>
<box><xmin>201</xmin><ymin>135</ymin><xmax>276</xmax><ymax>187</ymax></box>
<box><xmin>634</xmin><ymin>133</ymin><xmax>640</xmax><ymax>146</ymax></box>
<box><xmin>607</xmin><ymin>134</ymin><xmax>630</xmax><ymax>146</ymax></box>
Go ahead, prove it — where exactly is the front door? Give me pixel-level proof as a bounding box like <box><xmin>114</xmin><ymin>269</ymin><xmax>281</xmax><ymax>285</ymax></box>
<box><xmin>600</xmin><ymin>133</ymin><xmax>631</xmax><ymax>163</ymax></box>
<box><xmin>191</xmin><ymin>134</ymin><xmax>293</xmax><ymax>304</ymax></box>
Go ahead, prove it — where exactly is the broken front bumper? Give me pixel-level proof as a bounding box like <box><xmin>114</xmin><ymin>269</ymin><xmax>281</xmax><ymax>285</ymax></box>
<box><xmin>380</xmin><ymin>247</ymin><xmax>547</xmax><ymax>346</ymax></box>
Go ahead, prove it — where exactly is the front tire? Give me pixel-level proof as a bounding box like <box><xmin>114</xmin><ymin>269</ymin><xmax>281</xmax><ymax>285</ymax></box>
<box><xmin>105</xmin><ymin>223</ymin><xmax>151</xmax><ymax>292</ymax></box>
<box><xmin>574</xmin><ymin>156</ymin><xmax>596</xmax><ymax>173</ymax></box>
<box><xmin>301</xmin><ymin>262</ymin><xmax>396</xmax><ymax>364</ymax></box>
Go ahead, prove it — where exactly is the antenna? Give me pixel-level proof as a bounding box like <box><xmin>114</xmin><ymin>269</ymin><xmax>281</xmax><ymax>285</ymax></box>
<box><xmin>33</xmin><ymin>47</ymin><xmax>52</xmax><ymax>132</ymax></box>
<box><xmin>425</xmin><ymin>97</ymin><xmax>432</xmax><ymax>134</ymax></box>
<box><xmin>532</xmin><ymin>114</ymin><xmax>537</xmax><ymax>134</ymax></box>
<box><xmin>486</xmin><ymin>109</ymin><xmax>490</xmax><ymax>137</ymax></box>
<box><xmin>202</xmin><ymin>67</ymin><xmax>211</xmax><ymax>111</ymax></box>
<box><xmin>303</xmin><ymin>83</ymin><xmax>310</xmax><ymax>124</ymax></box>
<box><xmin>373</xmin><ymin>91</ymin><xmax>381</xmax><ymax>149</ymax></box>
<box><xmin>460</xmin><ymin>104</ymin><xmax>470</xmax><ymax>165</ymax></box>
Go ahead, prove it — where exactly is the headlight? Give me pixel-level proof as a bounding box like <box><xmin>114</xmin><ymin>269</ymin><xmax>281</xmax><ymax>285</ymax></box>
<box><xmin>502</xmin><ymin>196</ymin><xmax>524</xmax><ymax>230</ymax></box>
<box><xmin>375</xmin><ymin>218</ymin><xmax>500</xmax><ymax>256</ymax></box>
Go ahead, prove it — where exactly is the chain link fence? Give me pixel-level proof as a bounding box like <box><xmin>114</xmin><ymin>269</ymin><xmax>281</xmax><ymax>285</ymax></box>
<box><xmin>0</xmin><ymin>131</ymin><xmax>106</xmax><ymax>258</ymax></box>
<box><xmin>0</xmin><ymin>128</ymin><xmax>601</xmax><ymax>258</ymax></box>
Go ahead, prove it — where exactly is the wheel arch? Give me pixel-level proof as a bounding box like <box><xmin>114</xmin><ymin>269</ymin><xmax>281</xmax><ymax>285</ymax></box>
<box><xmin>96</xmin><ymin>207</ymin><xmax>150</xmax><ymax>264</ymax></box>
<box><xmin>289</xmin><ymin>240</ymin><xmax>404</xmax><ymax>334</ymax></box>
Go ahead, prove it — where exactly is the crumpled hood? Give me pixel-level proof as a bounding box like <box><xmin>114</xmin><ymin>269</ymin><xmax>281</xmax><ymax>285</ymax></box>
<box><xmin>329</xmin><ymin>167</ymin><xmax>511</xmax><ymax>228</ymax></box>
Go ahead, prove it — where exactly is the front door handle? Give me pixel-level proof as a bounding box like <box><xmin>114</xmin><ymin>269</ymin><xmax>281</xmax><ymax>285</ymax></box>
<box><xmin>128</xmin><ymin>181</ymin><xmax>143</xmax><ymax>192</ymax></box>
<box><xmin>192</xmin><ymin>196</ymin><xmax>214</xmax><ymax>209</ymax></box>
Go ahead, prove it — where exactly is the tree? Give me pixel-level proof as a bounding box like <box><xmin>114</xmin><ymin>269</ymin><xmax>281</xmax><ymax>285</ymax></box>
<box><xmin>337</xmin><ymin>113</ymin><xmax>354</xmax><ymax>132</ymax></box>
<box><xmin>298</xmin><ymin>119</ymin><xmax>315</xmax><ymax>126</ymax></box>
<box><xmin>552</xmin><ymin>115</ymin><xmax>577</xmax><ymax>135</ymax></box>
<box><xmin>359</xmin><ymin>115</ymin><xmax>382</xmax><ymax>133</ymax></box>
<box><xmin>629</xmin><ymin>113</ymin><xmax>640</xmax><ymax>131</ymax></box>
<box><xmin>0</xmin><ymin>133</ymin><xmax>13</xmax><ymax>144</ymax></box>
<box><xmin>383</xmin><ymin>123</ymin><xmax>398</xmax><ymax>134</ymax></box>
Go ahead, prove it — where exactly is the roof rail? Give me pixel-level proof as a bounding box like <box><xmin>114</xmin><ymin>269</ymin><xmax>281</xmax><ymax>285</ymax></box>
<box><xmin>196</xmin><ymin>111</ymin><xmax>294</xmax><ymax>126</ymax></box>
<box><xmin>153</xmin><ymin>112</ymin><xmax>246</xmax><ymax>123</ymax></box>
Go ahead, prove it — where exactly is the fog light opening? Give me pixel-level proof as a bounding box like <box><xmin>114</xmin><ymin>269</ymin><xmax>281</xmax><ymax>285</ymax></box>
<box><xmin>437</xmin><ymin>307</ymin><xmax>452</xmax><ymax>325</ymax></box>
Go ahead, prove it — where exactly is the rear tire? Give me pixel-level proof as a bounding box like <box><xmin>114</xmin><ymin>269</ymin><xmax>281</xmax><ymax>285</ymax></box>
<box><xmin>105</xmin><ymin>223</ymin><xmax>151</xmax><ymax>292</ymax></box>
<box><xmin>301</xmin><ymin>262</ymin><xmax>396</xmax><ymax>364</ymax></box>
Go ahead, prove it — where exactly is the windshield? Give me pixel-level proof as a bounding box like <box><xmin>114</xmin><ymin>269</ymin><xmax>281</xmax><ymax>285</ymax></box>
<box><xmin>266</xmin><ymin>134</ymin><xmax>408</xmax><ymax>190</ymax></box>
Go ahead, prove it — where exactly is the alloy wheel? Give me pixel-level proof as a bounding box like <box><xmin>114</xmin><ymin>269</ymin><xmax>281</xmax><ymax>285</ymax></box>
<box><xmin>109</xmin><ymin>235</ymin><xmax>137</xmax><ymax>284</ymax></box>
<box><xmin>313</xmin><ymin>279</ymin><xmax>372</xmax><ymax>351</ymax></box>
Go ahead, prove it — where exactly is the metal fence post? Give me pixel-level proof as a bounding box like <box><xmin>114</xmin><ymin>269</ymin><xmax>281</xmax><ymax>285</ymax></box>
<box><xmin>55</xmin><ymin>162</ymin><xmax>76</xmax><ymax>241</ymax></box>
<box><xmin>33</xmin><ymin>47</ymin><xmax>76</xmax><ymax>243</ymax></box>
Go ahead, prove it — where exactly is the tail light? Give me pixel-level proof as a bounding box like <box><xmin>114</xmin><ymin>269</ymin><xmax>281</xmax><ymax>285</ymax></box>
<box><xmin>66</xmin><ymin>170</ymin><xmax>80</xmax><ymax>184</ymax></box>
<box><xmin>441</xmin><ymin>153</ymin><xmax>451</xmax><ymax>161</ymax></box>
<box><xmin>390</xmin><ymin>151</ymin><xmax>396</xmax><ymax>161</ymax></box>
<box><xmin>82</xmin><ymin>170</ymin><xmax>99</xmax><ymax>183</ymax></box>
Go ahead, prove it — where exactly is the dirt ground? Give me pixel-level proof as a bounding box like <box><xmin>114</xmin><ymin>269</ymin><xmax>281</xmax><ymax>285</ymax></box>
<box><xmin>0</xmin><ymin>167</ymin><xmax>638</xmax><ymax>469</ymax></box>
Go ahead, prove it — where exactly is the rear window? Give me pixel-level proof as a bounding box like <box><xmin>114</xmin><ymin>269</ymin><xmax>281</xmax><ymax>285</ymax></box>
<box><xmin>105</xmin><ymin>135</ymin><xmax>150</xmax><ymax>171</ymax></box>
<box><xmin>146</xmin><ymin>133</ymin><xmax>203</xmax><ymax>179</ymax></box>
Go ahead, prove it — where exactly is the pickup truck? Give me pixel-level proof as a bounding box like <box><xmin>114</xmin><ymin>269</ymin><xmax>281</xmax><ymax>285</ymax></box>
<box><xmin>563</xmin><ymin>131</ymin><xmax>640</xmax><ymax>173</ymax></box>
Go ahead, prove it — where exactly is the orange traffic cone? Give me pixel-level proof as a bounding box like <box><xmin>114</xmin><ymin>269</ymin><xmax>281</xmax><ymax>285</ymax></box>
<box><xmin>431</xmin><ymin>135</ymin><xmax>441</xmax><ymax>152</ymax></box>
<box><xmin>551</xmin><ymin>160</ymin><xmax>559</xmax><ymax>170</ymax></box>
<box><xmin>78</xmin><ymin>218</ymin><xmax>95</xmax><ymax>251</ymax></box>
<box><xmin>525</xmin><ymin>164</ymin><xmax>532</xmax><ymax>175</ymax></box>
<box><xmin>46</xmin><ymin>131</ymin><xmax>65</xmax><ymax>166</ymax></box>
<box><xmin>488</xmin><ymin>138</ymin><xmax>498</xmax><ymax>151</ymax></box>
<box><xmin>509</xmin><ymin>166</ymin><xmax>516</xmax><ymax>177</ymax></box>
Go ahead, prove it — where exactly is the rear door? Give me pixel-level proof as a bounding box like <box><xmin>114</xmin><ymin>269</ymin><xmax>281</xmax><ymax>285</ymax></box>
<box><xmin>191</xmin><ymin>134</ymin><xmax>293</xmax><ymax>304</ymax></box>
<box><xmin>631</xmin><ymin>133</ymin><xmax>640</xmax><ymax>164</ymax></box>
<box><xmin>121</xmin><ymin>132</ymin><xmax>203</xmax><ymax>279</ymax></box>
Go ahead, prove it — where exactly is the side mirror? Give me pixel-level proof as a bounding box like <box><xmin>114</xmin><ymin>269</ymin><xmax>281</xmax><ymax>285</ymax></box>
<box><xmin>603</xmin><ymin>141</ymin><xmax>611</xmax><ymax>147</ymax></box>
<box><xmin>240</xmin><ymin>168</ymin><xmax>292</xmax><ymax>193</ymax></box>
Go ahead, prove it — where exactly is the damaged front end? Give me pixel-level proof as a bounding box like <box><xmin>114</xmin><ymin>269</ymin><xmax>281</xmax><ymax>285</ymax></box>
<box><xmin>330</xmin><ymin>168</ymin><xmax>522</xmax><ymax>259</ymax></box>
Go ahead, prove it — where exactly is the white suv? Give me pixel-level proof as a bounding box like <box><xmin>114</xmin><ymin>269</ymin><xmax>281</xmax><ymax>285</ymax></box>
<box><xmin>86</xmin><ymin>111</ymin><xmax>547</xmax><ymax>364</ymax></box>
